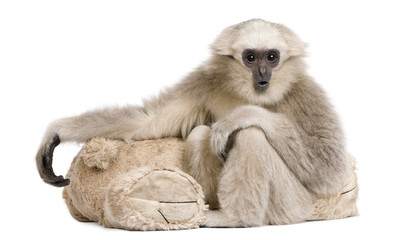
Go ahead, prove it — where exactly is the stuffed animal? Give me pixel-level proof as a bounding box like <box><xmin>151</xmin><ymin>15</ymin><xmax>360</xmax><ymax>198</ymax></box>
<box><xmin>63</xmin><ymin>137</ymin><xmax>207</xmax><ymax>231</ymax></box>
<box><xmin>63</xmin><ymin>128</ymin><xmax>358</xmax><ymax>231</ymax></box>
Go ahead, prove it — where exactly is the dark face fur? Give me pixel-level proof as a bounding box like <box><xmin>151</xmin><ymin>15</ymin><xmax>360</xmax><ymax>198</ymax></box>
<box><xmin>242</xmin><ymin>49</ymin><xmax>280</xmax><ymax>93</ymax></box>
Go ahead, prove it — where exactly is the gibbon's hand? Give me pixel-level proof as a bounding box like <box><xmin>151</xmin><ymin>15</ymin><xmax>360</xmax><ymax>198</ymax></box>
<box><xmin>210</xmin><ymin>105</ymin><xmax>275</xmax><ymax>162</ymax></box>
<box><xmin>210</xmin><ymin>108</ymin><xmax>256</xmax><ymax>162</ymax></box>
<box><xmin>210</xmin><ymin>122</ymin><xmax>233</xmax><ymax>162</ymax></box>
<box><xmin>36</xmin><ymin>134</ymin><xmax>70</xmax><ymax>187</ymax></box>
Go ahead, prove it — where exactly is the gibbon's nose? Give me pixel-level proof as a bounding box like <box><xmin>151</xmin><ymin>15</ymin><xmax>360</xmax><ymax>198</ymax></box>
<box><xmin>259</xmin><ymin>67</ymin><xmax>266</xmax><ymax>77</ymax></box>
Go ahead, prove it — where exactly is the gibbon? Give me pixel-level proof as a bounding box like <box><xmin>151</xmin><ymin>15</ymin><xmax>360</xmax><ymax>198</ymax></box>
<box><xmin>37</xmin><ymin>19</ymin><xmax>351</xmax><ymax>226</ymax></box>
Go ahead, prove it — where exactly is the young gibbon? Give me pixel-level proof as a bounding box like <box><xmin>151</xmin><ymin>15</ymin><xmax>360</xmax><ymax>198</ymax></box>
<box><xmin>37</xmin><ymin>19</ymin><xmax>351</xmax><ymax>226</ymax></box>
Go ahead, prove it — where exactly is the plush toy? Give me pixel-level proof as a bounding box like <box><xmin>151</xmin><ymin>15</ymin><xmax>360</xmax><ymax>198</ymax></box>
<box><xmin>63</xmin><ymin>128</ymin><xmax>358</xmax><ymax>231</ymax></box>
<box><xmin>63</xmin><ymin>137</ymin><xmax>207</xmax><ymax>231</ymax></box>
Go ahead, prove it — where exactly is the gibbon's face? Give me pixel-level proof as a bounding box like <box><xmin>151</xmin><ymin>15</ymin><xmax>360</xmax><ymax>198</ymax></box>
<box><xmin>211</xmin><ymin>19</ymin><xmax>306</xmax><ymax>104</ymax></box>
<box><xmin>242</xmin><ymin>48</ymin><xmax>280</xmax><ymax>93</ymax></box>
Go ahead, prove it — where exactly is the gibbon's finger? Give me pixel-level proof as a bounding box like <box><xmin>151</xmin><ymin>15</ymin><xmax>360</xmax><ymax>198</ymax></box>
<box><xmin>209</xmin><ymin>128</ymin><xmax>229</xmax><ymax>162</ymax></box>
<box><xmin>37</xmin><ymin>134</ymin><xmax>70</xmax><ymax>187</ymax></box>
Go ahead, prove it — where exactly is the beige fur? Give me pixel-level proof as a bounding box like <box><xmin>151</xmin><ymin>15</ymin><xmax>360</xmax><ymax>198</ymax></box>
<box><xmin>63</xmin><ymin>128</ymin><xmax>358</xmax><ymax>230</ymax></box>
<box><xmin>63</xmin><ymin>137</ymin><xmax>207</xmax><ymax>231</ymax></box>
<box><xmin>37</xmin><ymin>19</ymin><xmax>358</xmax><ymax>227</ymax></box>
<box><xmin>187</xmin><ymin>124</ymin><xmax>358</xmax><ymax>226</ymax></box>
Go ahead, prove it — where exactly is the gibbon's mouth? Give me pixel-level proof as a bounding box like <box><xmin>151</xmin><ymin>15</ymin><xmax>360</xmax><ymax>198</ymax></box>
<box><xmin>254</xmin><ymin>81</ymin><xmax>270</xmax><ymax>92</ymax></box>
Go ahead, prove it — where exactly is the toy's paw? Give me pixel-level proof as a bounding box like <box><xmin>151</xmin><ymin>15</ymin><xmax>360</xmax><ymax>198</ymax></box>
<box><xmin>310</xmin><ymin>154</ymin><xmax>359</xmax><ymax>221</ymax></box>
<box><xmin>80</xmin><ymin>137</ymin><xmax>122</xmax><ymax>169</ymax></box>
<box><xmin>104</xmin><ymin>167</ymin><xmax>207</xmax><ymax>231</ymax></box>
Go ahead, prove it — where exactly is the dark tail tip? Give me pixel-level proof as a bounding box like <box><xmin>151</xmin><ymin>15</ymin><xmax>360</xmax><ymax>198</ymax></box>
<box><xmin>38</xmin><ymin>134</ymin><xmax>70</xmax><ymax>187</ymax></box>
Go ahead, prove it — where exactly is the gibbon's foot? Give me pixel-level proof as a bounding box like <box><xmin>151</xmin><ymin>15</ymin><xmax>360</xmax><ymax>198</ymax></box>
<box><xmin>203</xmin><ymin>210</ymin><xmax>251</xmax><ymax>228</ymax></box>
<box><xmin>38</xmin><ymin>134</ymin><xmax>70</xmax><ymax>187</ymax></box>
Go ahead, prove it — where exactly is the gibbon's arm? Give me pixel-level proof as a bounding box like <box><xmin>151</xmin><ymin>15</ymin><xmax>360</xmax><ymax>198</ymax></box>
<box><xmin>36</xmin><ymin>90</ymin><xmax>208</xmax><ymax>187</ymax></box>
<box><xmin>211</xmin><ymin>104</ymin><xmax>348</xmax><ymax>195</ymax></box>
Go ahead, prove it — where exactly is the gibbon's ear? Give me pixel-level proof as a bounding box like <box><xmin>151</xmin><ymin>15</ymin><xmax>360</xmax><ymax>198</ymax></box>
<box><xmin>210</xmin><ymin>24</ymin><xmax>238</xmax><ymax>56</ymax></box>
<box><xmin>274</xmin><ymin>23</ymin><xmax>308</xmax><ymax>57</ymax></box>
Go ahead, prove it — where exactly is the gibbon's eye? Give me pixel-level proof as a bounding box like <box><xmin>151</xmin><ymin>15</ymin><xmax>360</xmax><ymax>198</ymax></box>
<box><xmin>245</xmin><ymin>52</ymin><xmax>256</xmax><ymax>63</ymax></box>
<box><xmin>267</xmin><ymin>52</ymin><xmax>278</xmax><ymax>62</ymax></box>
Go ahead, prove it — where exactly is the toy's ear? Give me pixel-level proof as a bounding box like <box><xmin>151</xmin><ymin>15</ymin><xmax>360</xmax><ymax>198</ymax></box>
<box><xmin>80</xmin><ymin>137</ymin><xmax>123</xmax><ymax>170</ymax></box>
<box><xmin>210</xmin><ymin>24</ymin><xmax>238</xmax><ymax>56</ymax></box>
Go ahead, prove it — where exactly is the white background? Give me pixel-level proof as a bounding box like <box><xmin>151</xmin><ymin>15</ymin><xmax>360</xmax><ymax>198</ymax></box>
<box><xmin>1</xmin><ymin>0</ymin><xmax>394</xmax><ymax>239</ymax></box>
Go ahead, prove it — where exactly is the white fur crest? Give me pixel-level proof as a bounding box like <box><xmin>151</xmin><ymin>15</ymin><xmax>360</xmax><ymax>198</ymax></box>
<box><xmin>211</xmin><ymin>19</ymin><xmax>306</xmax><ymax>61</ymax></box>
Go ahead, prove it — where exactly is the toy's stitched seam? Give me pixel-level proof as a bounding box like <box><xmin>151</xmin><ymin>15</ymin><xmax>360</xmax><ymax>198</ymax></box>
<box><xmin>157</xmin><ymin>210</ymin><xmax>169</xmax><ymax>224</ymax></box>
<box><xmin>340</xmin><ymin>185</ymin><xmax>357</xmax><ymax>195</ymax></box>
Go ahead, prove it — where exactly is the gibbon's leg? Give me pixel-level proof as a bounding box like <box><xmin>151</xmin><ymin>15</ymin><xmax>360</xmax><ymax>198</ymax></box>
<box><xmin>186</xmin><ymin>126</ymin><xmax>222</xmax><ymax>209</ymax></box>
<box><xmin>204</xmin><ymin>127</ymin><xmax>313</xmax><ymax>227</ymax></box>
<box><xmin>210</xmin><ymin>105</ymin><xmax>348</xmax><ymax>196</ymax></box>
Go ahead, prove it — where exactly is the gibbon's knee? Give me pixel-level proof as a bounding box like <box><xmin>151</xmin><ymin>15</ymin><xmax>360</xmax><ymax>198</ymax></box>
<box><xmin>186</xmin><ymin>126</ymin><xmax>222</xmax><ymax>209</ymax></box>
<box><xmin>214</xmin><ymin>127</ymin><xmax>313</xmax><ymax>226</ymax></box>
<box><xmin>186</xmin><ymin>125</ymin><xmax>215</xmax><ymax>167</ymax></box>
<box><xmin>186</xmin><ymin>125</ymin><xmax>211</xmax><ymax>150</ymax></box>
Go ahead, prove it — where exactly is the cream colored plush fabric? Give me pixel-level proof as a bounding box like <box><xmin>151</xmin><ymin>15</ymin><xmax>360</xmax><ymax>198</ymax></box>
<box><xmin>63</xmin><ymin>137</ymin><xmax>358</xmax><ymax>231</ymax></box>
<box><xmin>104</xmin><ymin>167</ymin><xmax>207</xmax><ymax>230</ymax></box>
<box><xmin>310</xmin><ymin>155</ymin><xmax>359</xmax><ymax>220</ymax></box>
<box><xmin>63</xmin><ymin>137</ymin><xmax>207</xmax><ymax>230</ymax></box>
